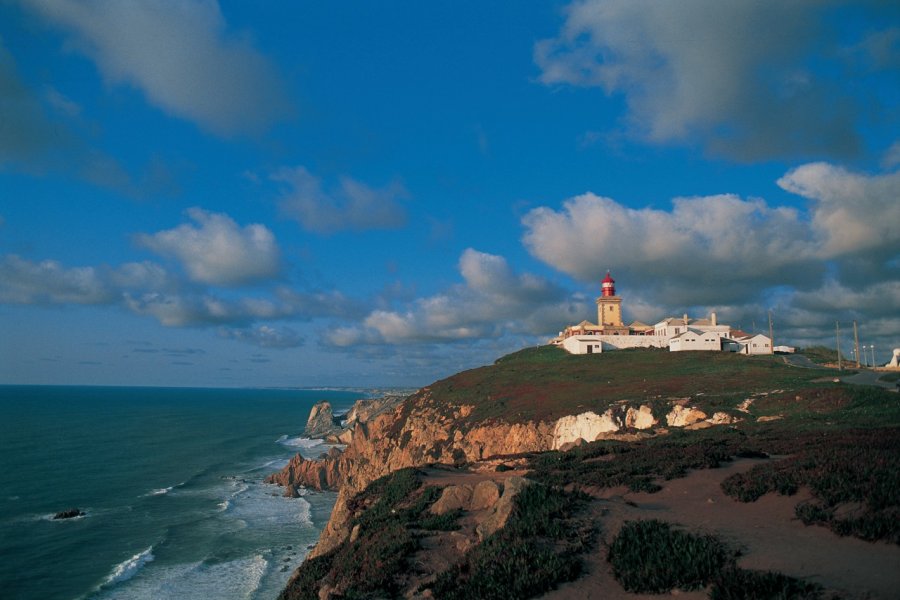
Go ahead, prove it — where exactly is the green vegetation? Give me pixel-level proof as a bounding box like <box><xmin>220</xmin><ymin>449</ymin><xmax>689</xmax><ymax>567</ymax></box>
<box><xmin>799</xmin><ymin>345</ymin><xmax>841</xmax><ymax>365</ymax></box>
<box><xmin>721</xmin><ymin>427</ymin><xmax>900</xmax><ymax>544</ymax></box>
<box><xmin>609</xmin><ymin>519</ymin><xmax>731</xmax><ymax>593</ymax></box>
<box><xmin>609</xmin><ymin>520</ymin><xmax>822</xmax><ymax>598</ymax></box>
<box><xmin>419</xmin><ymin>346</ymin><xmax>838</xmax><ymax>424</ymax></box>
<box><xmin>710</xmin><ymin>568</ymin><xmax>822</xmax><ymax>599</ymax></box>
<box><xmin>528</xmin><ymin>428</ymin><xmax>747</xmax><ymax>492</ymax></box>
<box><xmin>430</xmin><ymin>484</ymin><xmax>592</xmax><ymax>600</ymax></box>
<box><xmin>279</xmin><ymin>468</ymin><xmax>462</xmax><ymax>600</ymax></box>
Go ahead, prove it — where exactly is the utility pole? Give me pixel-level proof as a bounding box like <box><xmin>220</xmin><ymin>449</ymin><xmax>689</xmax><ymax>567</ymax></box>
<box><xmin>768</xmin><ymin>311</ymin><xmax>774</xmax><ymax>354</ymax></box>
<box><xmin>871</xmin><ymin>344</ymin><xmax>876</xmax><ymax>368</ymax></box>
<box><xmin>853</xmin><ymin>321</ymin><xmax>860</xmax><ymax>368</ymax></box>
<box><xmin>836</xmin><ymin>321</ymin><xmax>842</xmax><ymax>370</ymax></box>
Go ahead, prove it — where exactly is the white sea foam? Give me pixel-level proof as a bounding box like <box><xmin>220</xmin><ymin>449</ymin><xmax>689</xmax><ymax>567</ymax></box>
<box><xmin>91</xmin><ymin>555</ymin><xmax>269</xmax><ymax>600</ymax></box>
<box><xmin>277</xmin><ymin>435</ymin><xmax>324</xmax><ymax>449</ymax></box>
<box><xmin>102</xmin><ymin>547</ymin><xmax>155</xmax><ymax>587</ymax></box>
<box><xmin>147</xmin><ymin>486</ymin><xmax>173</xmax><ymax>496</ymax></box>
<box><xmin>216</xmin><ymin>480</ymin><xmax>313</xmax><ymax>526</ymax></box>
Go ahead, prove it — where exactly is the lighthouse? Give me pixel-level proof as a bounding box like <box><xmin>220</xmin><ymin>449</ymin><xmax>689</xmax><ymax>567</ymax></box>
<box><xmin>601</xmin><ymin>271</ymin><xmax>616</xmax><ymax>297</ymax></box>
<box><xmin>596</xmin><ymin>271</ymin><xmax>627</xmax><ymax>332</ymax></box>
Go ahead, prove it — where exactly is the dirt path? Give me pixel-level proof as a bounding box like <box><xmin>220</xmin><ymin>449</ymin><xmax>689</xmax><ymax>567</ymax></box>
<box><xmin>542</xmin><ymin>458</ymin><xmax>900</xmax><ymax>599</ymax></box>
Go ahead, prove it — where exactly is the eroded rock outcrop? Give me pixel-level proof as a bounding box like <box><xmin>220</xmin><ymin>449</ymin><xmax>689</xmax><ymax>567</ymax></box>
<box><xmin>304</xmin><ymin>401</ymin><xmax>341</xmax><ymax>438</ymax></box>
<box><xmin>625</xmin><ymin>404</ymin><xmax>658</xmax><ymax>429</ymax></box>
<box><xmin>666</xmin><ymin>404</ymin><xmax>708</xmax><ymax>427</ymax></box>
<box><xmin>553</xmin><ymin>410</ymin><xmax>621</xmax><ymax>449</ymax></box>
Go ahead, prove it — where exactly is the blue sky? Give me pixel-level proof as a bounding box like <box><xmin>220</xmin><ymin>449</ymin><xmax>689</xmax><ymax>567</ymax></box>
<box><xmin>1</xmin><ymin>1</ymin><xmax>898</xmax><ymax>388</ymax></box>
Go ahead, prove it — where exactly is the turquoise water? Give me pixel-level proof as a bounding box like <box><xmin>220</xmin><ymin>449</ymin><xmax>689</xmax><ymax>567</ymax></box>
<box><xmin>0</xmin><ymin>385</ymin><xmax>360</xmax><ymax>600</ymax></box>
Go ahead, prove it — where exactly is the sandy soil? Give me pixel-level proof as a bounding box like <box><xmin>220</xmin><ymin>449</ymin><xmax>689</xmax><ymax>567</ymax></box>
<box><xmin>541</xmin><ymin>458</ymin><xmax>900</xmax><ymax>599</ymax></box>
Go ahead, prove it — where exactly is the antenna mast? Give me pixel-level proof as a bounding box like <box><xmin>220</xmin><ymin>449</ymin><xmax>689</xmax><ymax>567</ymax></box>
<box><xmin>853</xmin><ymin>321</ymin><xmax>860</xmax><ymax>368</ymax></box>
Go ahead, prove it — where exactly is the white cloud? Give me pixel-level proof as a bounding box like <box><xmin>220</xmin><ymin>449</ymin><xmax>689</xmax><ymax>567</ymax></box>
<box><xmin>534</xmin><ymin>0</ymin><xmax>890</xmax><ymax>159</ymax></box>
<box><xmin>522</xmin><ymin>192</ymin><xmax>821</xmax><ymax>305</ymax></box>
<box><xmin>0</xmin><ymin>255</ymin><xmax>171</xmax><ymax>305</ymax></box>
<box><xmin>327</xmin><ymin>248</ymin><xmax>587</xmax><ymax>346</ymax></box>
<box><xmin>777</xmin><ymin>163</ymin><xmax>900</xmax><ymax>259</ymax></box>
<box><xmin>274</xmin><ymin>166</ymin><xmax>408</xmax><ymax>234</ymax></box>
<box><xmin>23</xmin><ymin>0</ymin><xmax>290</xmax><ymax>136</ymax></box>
<box><xmin>0</xmin><ymin>255</ymin><xmax>113</xmax><ymax>304</ymax></box>
<box><xmin>136</xmin><ymin>208</ymin><xmax>281</xmax><ymax>286</ymax></box>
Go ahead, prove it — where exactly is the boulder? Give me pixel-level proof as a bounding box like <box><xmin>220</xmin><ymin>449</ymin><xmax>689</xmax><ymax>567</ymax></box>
<box><xmin>430</xmin><ymin>485</ymin><xmax>473</xmax><ymax>515</ymax></box>
<box><xmin>476</xmin><ymin>476</ymin><xmax>532</xmax><ymax>540</ymax></box>
<box><xmin>558</xmin><ymin>438</ymin><xmax>586</xmax><ymax>452</ymax></box>
<box><xmin>757</xmin><ymin>415</ymin><xmax>783</xmax><ymax>422</ymax></box>
<box><xmin>553</xmin><ymin>410</ymin><xmax>621</xmax><ymax>449</ymax></box>
<box><xmin>708</xmin><ymin>411</ymin><xmax>738</xmax><ymax>425</ymax></box>
<box><xmin>349</xmin><ymin>524</ymin><xmax>361</xmax><ymax>543</ymax></box>
<box><xmin>53</xmin><ymin>508</ymin><xmax>85</xmax><ymax>520</ymax></box>
<box><xmin>625</xmin><ymin>405</ymin><xmax>658</xmax><ymax>430</ymax></box>
<box><xmin>666</xmin><ymin>405</ymin><xmax>708</xmax><ymax>427</ymax></box>
<box><xmin>470</xmin><ymin>480</ymin><xmax>501</xmax><ymax>511</ymax></box>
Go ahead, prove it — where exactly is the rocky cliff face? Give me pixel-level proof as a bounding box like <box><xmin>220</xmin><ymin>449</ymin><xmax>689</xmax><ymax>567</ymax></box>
<box><xmin>268</xmin><ymin>386</ymin><xmax>743</xmax><ymax>557</ymax></box>
<box><xmin>303</xmin><ymin>401</ymin><xmax>342</xmax><ymax>438</ymax></box>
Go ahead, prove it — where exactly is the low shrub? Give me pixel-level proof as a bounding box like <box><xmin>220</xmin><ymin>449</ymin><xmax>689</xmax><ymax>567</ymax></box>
<box><xmin>711</xmin><ymin>567</ymin><xmax>822</xmax><ymax>599</ymax></box>
<box><xmin>417</xmin><ymin>508</ymin><xmax>463</xmax><ymax>531</ymax></box>
<box><xmin>430</xmin><ymin>484</ymin><xmax>592</xmax><ymax>600</ymax></box>
<box><xmin>608</xmin><ymin>519</ymin><xmax>731</xmax><ymax>593</ymax></box>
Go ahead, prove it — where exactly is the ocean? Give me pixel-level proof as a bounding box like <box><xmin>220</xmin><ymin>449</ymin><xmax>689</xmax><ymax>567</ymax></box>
<box><xmin>0</xmin><ymin>385</ymin><xmax>362</xmax><ymax>600</ymax></box>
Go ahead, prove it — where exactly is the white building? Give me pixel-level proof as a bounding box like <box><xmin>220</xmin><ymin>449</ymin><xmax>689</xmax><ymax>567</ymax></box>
<box><xmin>553</xmin><ymin>273</ymin><xmax>775</xmax><ymax>356</ymax></box>
<box><xmin>668</xmin><ymin>328</ymin><xmax>727</xmax><ymax>352</ymax></box>
<box><xmin>735</xmin><ymin>333</ymin><xmax>773</xmax><ymax>355</ymax></box>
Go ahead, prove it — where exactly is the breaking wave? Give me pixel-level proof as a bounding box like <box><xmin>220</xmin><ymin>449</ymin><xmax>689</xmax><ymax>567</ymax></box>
<box><xmin>102</xmin><ymin>546</ymin><xmax>155</xmax><ymax>587</ymax></box>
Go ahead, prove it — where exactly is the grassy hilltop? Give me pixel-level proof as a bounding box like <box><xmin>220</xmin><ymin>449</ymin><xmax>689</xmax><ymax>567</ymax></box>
<box><xmin>421</xmin><ymin>345</ymin><xmax>844</xmax><ymax>423</ymax></box>
<box><xmin>282</xmin><ymin>347</ymin><xmax>900</xmax><ymax>600</ymax></box>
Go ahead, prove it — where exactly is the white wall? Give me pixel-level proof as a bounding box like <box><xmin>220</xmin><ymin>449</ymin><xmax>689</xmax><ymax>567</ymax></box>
<box><xmin>562</xmin><ymin>337</ymin><xmax>604</xmax><ymax>354</ymax></box>
<box><xmin>669</xmin><ymin>332</ymin><xmax>722</xmax><ymax>352</ymax></box>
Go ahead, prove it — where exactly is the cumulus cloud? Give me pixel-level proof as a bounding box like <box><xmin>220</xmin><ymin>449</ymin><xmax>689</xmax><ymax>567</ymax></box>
<box><xmin>136</xmin><ymin>208</ymin><xmax>281</xmax><ymax>286</ymax></box>
<box><xmin>777</xmin><ymin>163</ymin><xmax>900</xmax><ymax>259</ymax></box>
<box><xmin>327</xmin><ymin>248</ymin><xmax>588</xmax><ymax>347</ymax></box>
<box><xmin>523</xmin><ymin>192</ymin><xmax>821</xmax><ymax>305</ymax></box>
<box><xmin>0</xmin><ymin>254</ymin><xmax>114</xmax><ymax>304</ymax></box>
<box><xmin>274</xmin><ymin>166</ymin><xmax>409</xmax><ymax>234</ymax></box>
<box><xmin>23</xmin><ymin>0</ymin><xmax>290</xmax><ymax>136</ymax></box>
<box><xmin>0</xmin><ymin>255</ymin><xmax>169</xmax><ymax>304</ymax></box>
<box><xmin>534</xmin><ymin>0</ymin><xmax>894</xmax><ymax>159</ymax></box>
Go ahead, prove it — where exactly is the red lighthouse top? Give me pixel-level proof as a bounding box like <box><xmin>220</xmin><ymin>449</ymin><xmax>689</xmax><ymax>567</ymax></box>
<box><xmin>601</xmin><ymin>271</ymin><xmax>616</xmax><ymax>297</ymax></box>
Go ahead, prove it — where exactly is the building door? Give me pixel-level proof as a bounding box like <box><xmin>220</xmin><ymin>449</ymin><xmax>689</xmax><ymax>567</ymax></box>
<box><xmin>587</xmin><ymin>345</ymin><xmax>593</xmax><ymax>354</ymax></box>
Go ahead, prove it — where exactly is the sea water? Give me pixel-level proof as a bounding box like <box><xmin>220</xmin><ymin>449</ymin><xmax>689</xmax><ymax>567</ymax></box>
<box><xmin>0</xmin><ymin>385</ymin><xmax>361</xmax><ymax>600</ymax></box>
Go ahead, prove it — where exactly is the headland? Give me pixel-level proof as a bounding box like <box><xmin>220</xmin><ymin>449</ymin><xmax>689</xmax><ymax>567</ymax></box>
<box><xmin>268</xmin><ymin>346</ymin><xmax>900</xmax><ymax>599</ymax></box>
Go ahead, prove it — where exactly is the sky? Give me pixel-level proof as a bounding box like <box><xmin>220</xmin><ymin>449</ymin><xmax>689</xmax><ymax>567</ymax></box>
<box><xmin>1</xmin><ymin>1</ymin><xmax>898</xmax><ymax>388</ymax></box>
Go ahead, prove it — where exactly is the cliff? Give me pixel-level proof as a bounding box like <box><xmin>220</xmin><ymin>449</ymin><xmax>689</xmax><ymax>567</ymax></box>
<box><xmin>270</xmin><ymin>347</ymin><xmax>900</xmax><ymax>598</ymax></box>
<box><xmin>268</xmin><ymin>347</ymin><xmax>799</xmax><ymax>556</ymax></box>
